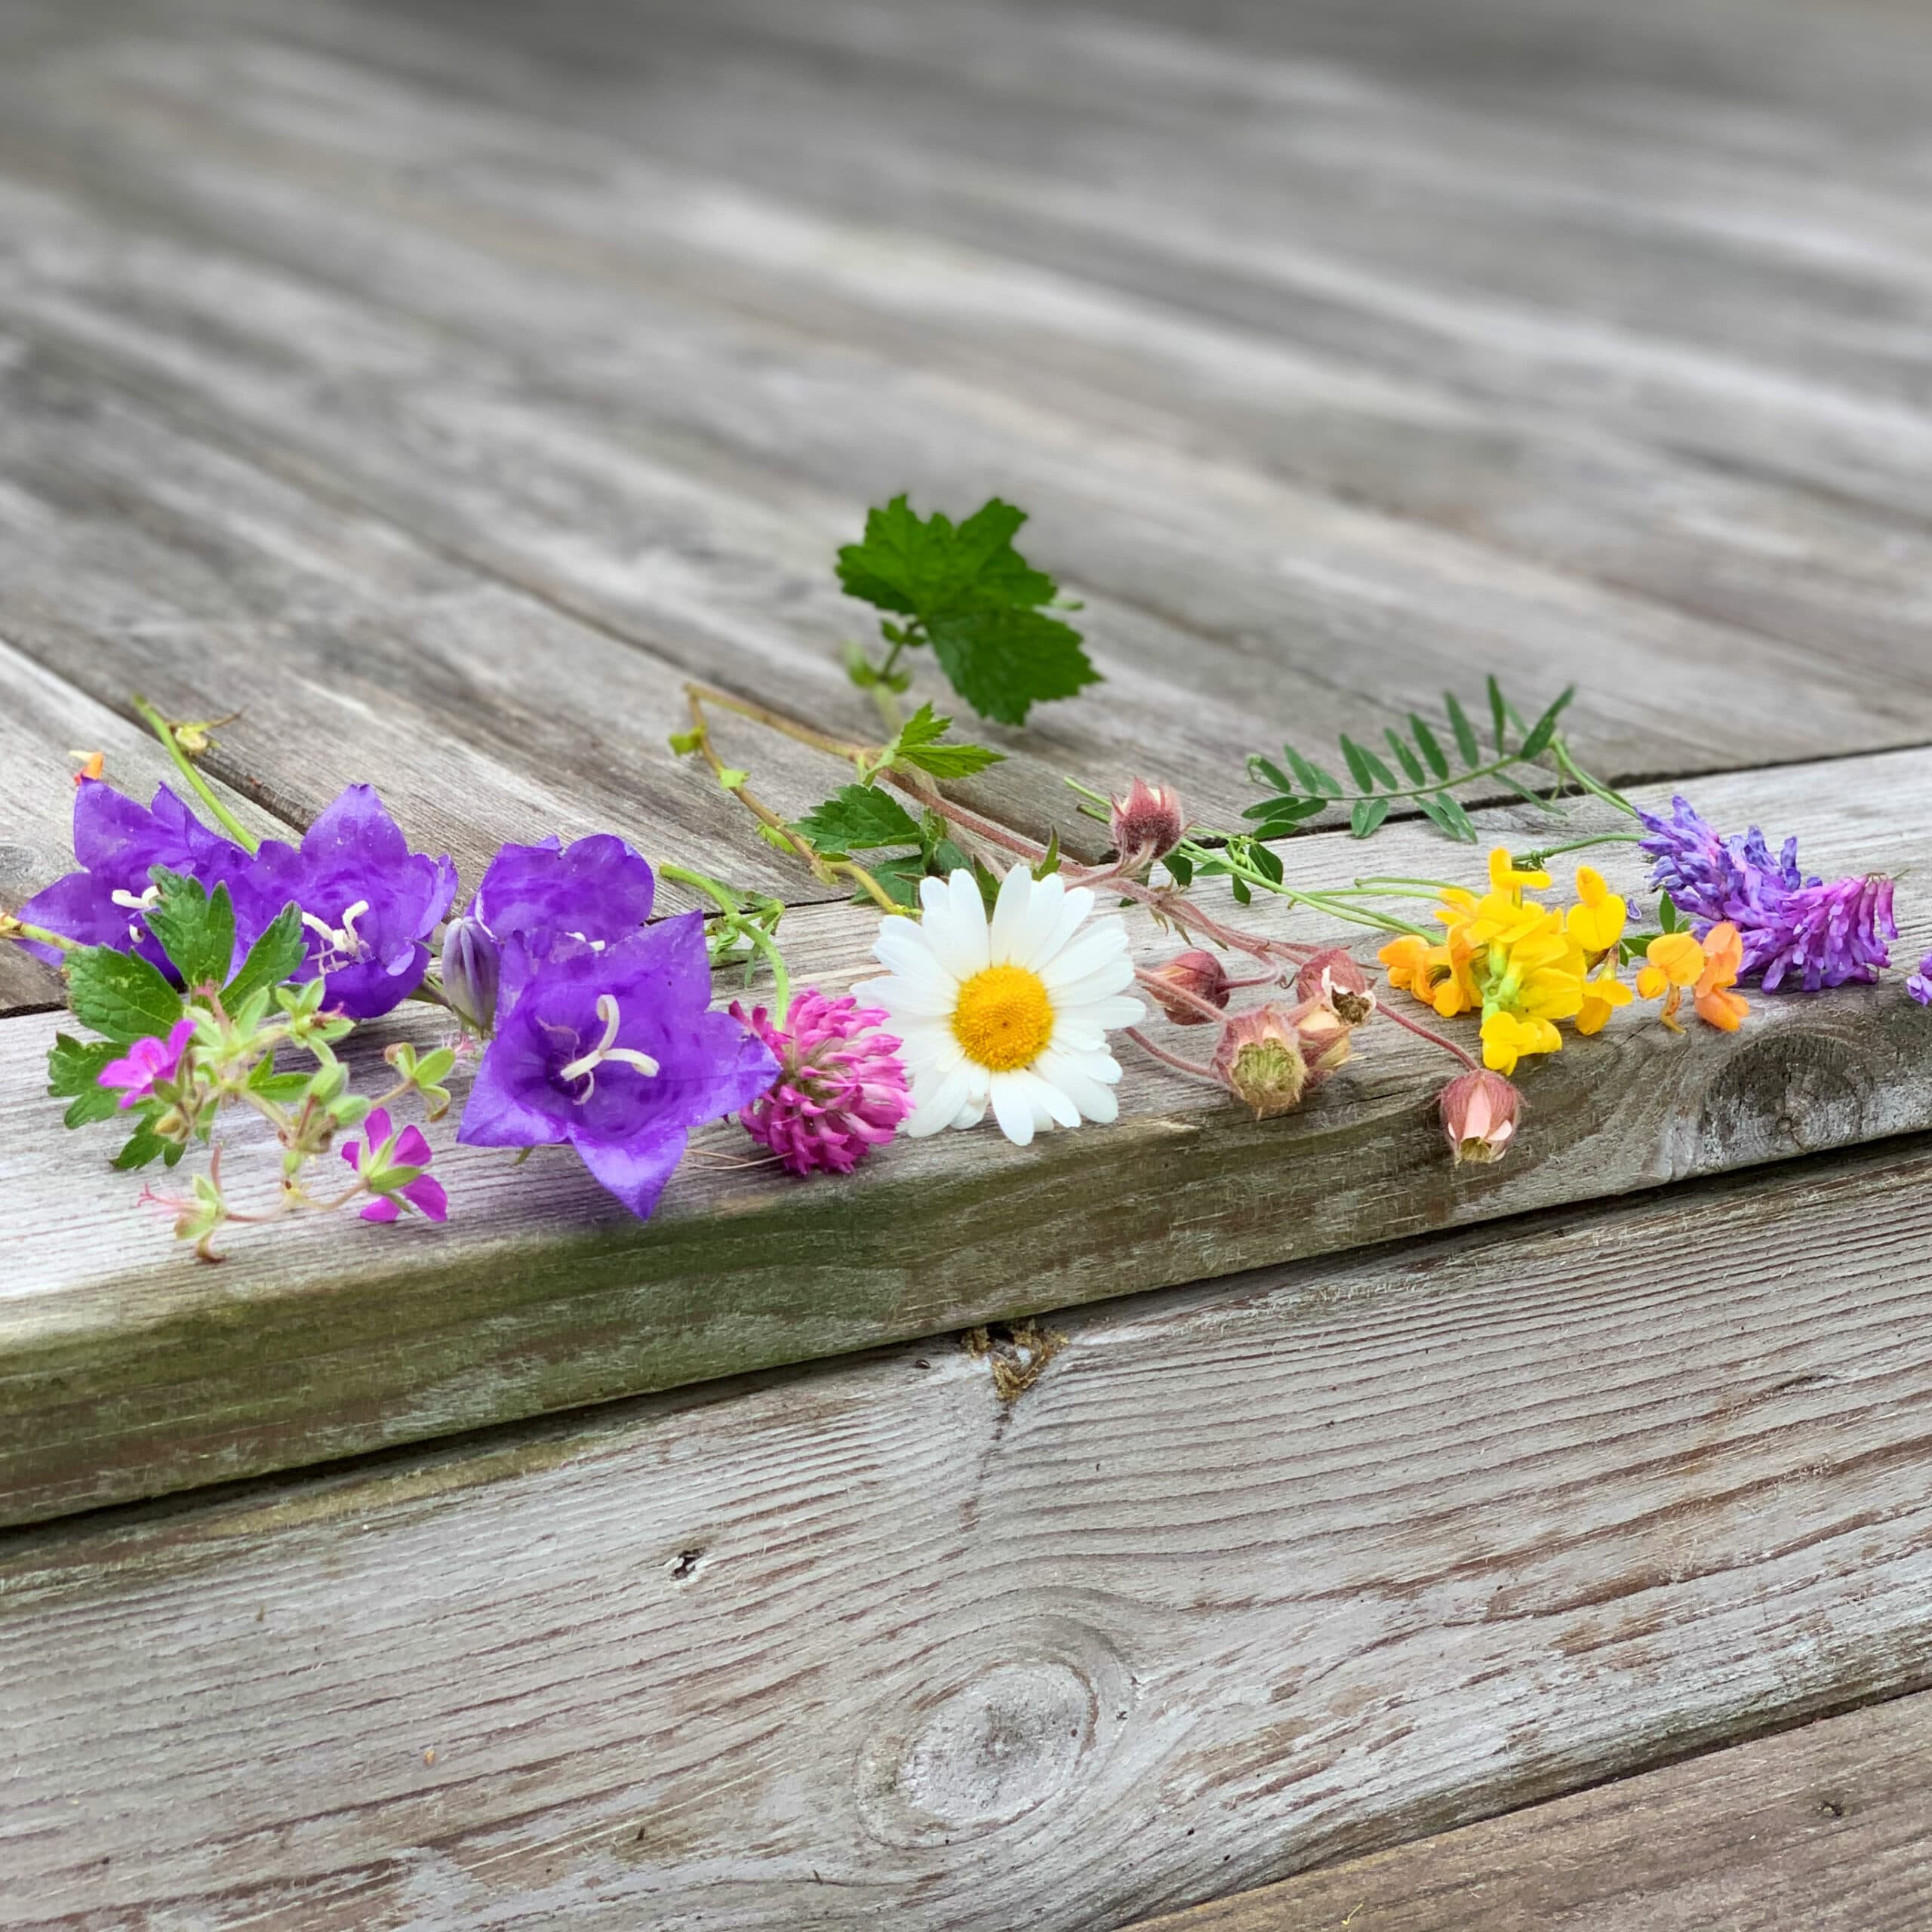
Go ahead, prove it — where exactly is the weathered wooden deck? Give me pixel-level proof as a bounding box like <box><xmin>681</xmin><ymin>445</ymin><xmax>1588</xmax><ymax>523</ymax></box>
<box><xmin>5</xmin><ymin>0</ymin><xmax>1932</xmax><ymax>1924</ymax></box>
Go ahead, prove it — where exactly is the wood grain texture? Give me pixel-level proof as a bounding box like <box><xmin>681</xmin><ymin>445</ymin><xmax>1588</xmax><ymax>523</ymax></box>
<box><xmin>6</xmin><ymin>1134</ymin><xmax>1932</xmax><ymax>1930</ymax></box>
<box><xmin>2</xmin><ymin>1</ymin><xmax>1932</xmax><ymax>835</ymax></box>
<box><xmin>0</xmin><ymin>638</ymin><xmax>285</xmax><ymax>1014</ymax></box>
<box><xmin>5</xmin><ymin>749</ymin><xmax>1930</xmax><ymax>1526</ymax></box>
<box><xmin>1124</xmin><ymin>1689</ymin><xmax>1932</xmax><ymax>1931</ymax></box>
<box><xmin>0</xmin><ymin>340</ymin><xmax>856</xmax><ymax>907</ymax></box>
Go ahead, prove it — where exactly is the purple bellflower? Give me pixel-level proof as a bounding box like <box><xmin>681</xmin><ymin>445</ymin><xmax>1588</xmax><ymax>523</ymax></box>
<box><xmin>1909</xmin><ymin>950</ymin><xmax>1932</xmax><ymax>1008</ymax></box>
<box><xmin>458</xmin><ymin>914</ymin><xmax>779</xmax><ymax>1220</ymax></box>
<box><xmin>248</xmin><ymin>786</ymin><xmax>458</xmax><ymax>1020</ymax></box>
<box><xmin>1638</xmin><ymin>794</ymin><xmax>1897</xmax><ymax>991</ymax></box>
<box><xmin>18</xmin><ymin>781</ymin><xmax>257</xmax><ymax>976</ymax></box>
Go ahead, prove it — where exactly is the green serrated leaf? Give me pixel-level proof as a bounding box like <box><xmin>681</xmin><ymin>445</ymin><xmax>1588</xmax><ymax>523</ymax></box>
<box><xmin>1410</xmin><ymin>715</ymin><xmax>1451</xmax><ymax>780</ymax></box>
<box><xmin>1349</xmin><ymin>796</ymin><xmax>1391</xmax><ymax>838</ymax></box>
<box><xmin>66</xmin><ymin>946</ymin><xmax>185</xmax><ymax>1047</ymax></box>
<box><xmin>48</xmin><ymin>1033</ymin><xmax>124</xmax><ymax>1128</ymax></box>
<box><xmin>897</xmin><ymin>737</ymin><xmax>1005</xmax><ymax>779</ymax></box>
<box><xmin>1517</xmin><ymin>685</ymin><xmax>1577</xmax><ymax>762</ymax></box>
<box><xmin>1444</xmin><ymin>692</ymin><xmax>1481</xmax><ymax>768</ymax></box>
<box><xmin>926</xmin><ymin>607</ymin><xmax>1098</xmax><ymax>728</ymax></box>
<box><xmin>1385</xmin><ymin>728</ymin><xmax>1426</xmax><ymax>786</ymax></box>
<box><xmin>1487</xmin><ymin>675</ymin><xmax>1510</xmax><ymax>754</ymax></box>
<box><xmin>223</xmin><ymin>903</ymin><xmax>307</xmax><ymax>1010</ymax></box>
<box><xmin>145</xmin><ymin>869</ymin><xmax>236</xmax><ymax>990</ymax></box>
<box><xmin>112</xmin><ymin>1117</ymin><xmax>171</xmax><ymax>1170</ymax></box>
<box><xmin>792</xmin><ymin>784</ymin><xmax>924</xmax><ymax>853</ymax></box>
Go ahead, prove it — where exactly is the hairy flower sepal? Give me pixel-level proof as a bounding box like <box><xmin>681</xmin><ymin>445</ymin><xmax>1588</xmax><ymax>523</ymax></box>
<box><xmin>383</xmin><ymin>1041</ymin><xmax>457</xmax><ymax>1121</ymax></box>
<box><xmin>457</xmin><ymin>918</ymin><xmax>780</xmax><ymax>1220</ymax></box>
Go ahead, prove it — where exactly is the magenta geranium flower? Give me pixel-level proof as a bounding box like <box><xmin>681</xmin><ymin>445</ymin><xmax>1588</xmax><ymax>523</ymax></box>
<box><xmin>248</xmin><ymin>785</ymin><xmax>458</xmax><ymax>1020</ymax></box>
<box><xmin>340</xmin><ymin>1106</ymin><xmax>448</xmax><ymax>1223</ymax></box>
<box><xmin>98</xmin><ymin>1019</ymin><xmax>196</xmax><ymax>1109</ymax></box>
<box><xmin>18</xmin><ymin>781</ymin><xmax>257</xmax><ymax>977</ymax></box>
<box><xmin>731</xmin><ymin>989</ymin><xmax>910</xmax><ymax>1175</ymax></box>
<box><xmin>457</xmin><ymin>915</ymin><xmax>778</xmax><ymax>1219</ymax></box>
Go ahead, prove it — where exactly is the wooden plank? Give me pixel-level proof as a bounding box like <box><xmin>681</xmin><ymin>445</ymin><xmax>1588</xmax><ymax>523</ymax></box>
<box><xmin>1124</xmin><ymin>1689</ymin><xmax>1932</xmax><ymax>1931</ymax></box>
<box><xmin>0</xmin><ymin>335</ymin><xmax>854</xmax><ymax>904</ymax></box>
<box><xmin>7</xmin><ymin>1134</ymin><xmax>1932</xmax><ymax>1929</ymax></box>
<box><xmin>178</xmin><ymin>0</ymin><xmax>1932</xmax><ymax>532</ymax></box>
<box><xmin>5</xmin><ymin>747</ymin><xmax>1930</xmax><ymax>1524</ymax></box>
<box><xmin>0</xmin><ymin>22</ymin><xmax>1930</xmax><ymax>827</ymax></box>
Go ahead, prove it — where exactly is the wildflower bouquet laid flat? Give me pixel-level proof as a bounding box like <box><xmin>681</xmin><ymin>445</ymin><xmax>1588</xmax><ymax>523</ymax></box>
<box><xmin>5</xmin><ymin>497</ymin><xmax>1922</xmax><ymax>1260</ymax></box>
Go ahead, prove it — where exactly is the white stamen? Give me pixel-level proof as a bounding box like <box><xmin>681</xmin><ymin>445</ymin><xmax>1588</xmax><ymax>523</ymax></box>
<box><xmin>300</xmin><ymin>899</ymin><xmax>374</xmax><ymax>971</ymax></box>
<box><xmin>557</xmin><ymin>992</ymin><xmax>660</xmax><ymax>1096</ymax></box>
<box><xmin>111</xmin><ymin>885</ymin><xmax>161</xmax><ymax>912</ymax></box>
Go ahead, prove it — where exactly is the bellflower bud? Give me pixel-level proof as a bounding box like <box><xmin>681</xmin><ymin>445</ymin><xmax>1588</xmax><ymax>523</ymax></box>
<box><xmin>1108</xmin><ymin>778</ymin><xmax>1186</xmax><ymax>869</ymax></box>
<box><xmin>1438</xmin><ymin>1068</ymin><xmax>1521</xmax><ymax>1164</ymax></box>
<box><xmin>1146</xmin><ymin>948</ymin><xmax>1232</xmax><ymax>1024</ymax></box>
<box><xmin>1212</xmin><ymin>1005</ymin><xmax>1310</xmax><ymax>1118</ymax></box>
<box><xmin>440</xmin><ymin>915</ymin><xmax>500</xmax><ymax>1037</ymax></box>
<box><xmin>1295</xmin><ymin>946</ymin><xmax>1377</xmax><ymax>1026</ymax></box>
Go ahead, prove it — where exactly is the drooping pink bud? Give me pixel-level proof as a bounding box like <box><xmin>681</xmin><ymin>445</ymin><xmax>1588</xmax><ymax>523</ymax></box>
<box><xmin>1108</xmin><ymin>778</ymin><xmax>1186</xmax><ymax>868</ymax></box>
<box><xmin>1146</xmin><ymin>949</ymin><xmax>1232</xmax><ymax>1024</ymax></box>
<box><xmin>1287</xmin><ymin>995</ymin><xmax>1355</xmax><ymax>1078</ymax></box>
<box><xmin>1438</xmin><ymin>1069</ymin><xmax>1521</xmax><ymax>1164</ymax></box>
<box><xmin>1295</xmin><ymin>946</ymin><xmax>1377</xmax><ymax>1026</ymax></box>
<box><xmin>1212</xmin><ymin>1005</ymin><xmax>1310</xmax><ymax>1118</ymax></box>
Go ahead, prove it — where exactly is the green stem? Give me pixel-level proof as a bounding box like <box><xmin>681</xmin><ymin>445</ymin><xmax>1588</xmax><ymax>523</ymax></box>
<box><xmin>1</xmin><ymin>916</ymin><xmax>74</xmax><ymax>952</ymax></box>
<box><xmin>867</xmin><ymin>637</ymin><xmax>908</xmax><ymax>734</ymax></box>
<box><xmin>1511</xmin><ymin>831</ymin><xmax>1644</xmax><ymax>869</ymax></box>
<box><xmin>1552</xmin><ymin>738</ymin><xmax>1635</xmax><ymax>816</ymax></box>
<box><xmin>660</xmin><ymin>862</ymin><xmax>792</xmax><ymax>1013</ymax></box>
<box><xmin>131</xmin><ymin>695</ymin><xmax>260</xmax><ymax>852</ymax></box>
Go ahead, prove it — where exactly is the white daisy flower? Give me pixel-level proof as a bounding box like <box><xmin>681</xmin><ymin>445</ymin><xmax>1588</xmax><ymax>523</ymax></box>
<box><xmin>853</xmin><ymin>866</ymin><xmax>1143</xmax><ymax>1147</ymax></box>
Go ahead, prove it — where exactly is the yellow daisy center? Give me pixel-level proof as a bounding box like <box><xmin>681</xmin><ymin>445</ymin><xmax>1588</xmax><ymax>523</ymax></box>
<box><xmin>952</xmin><ymin>963</ymin><xmax>1055</xmax><ymax>1072</ymax></box>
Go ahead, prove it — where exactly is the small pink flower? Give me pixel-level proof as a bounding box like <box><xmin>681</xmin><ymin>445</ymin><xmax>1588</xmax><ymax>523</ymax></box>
<box><xmin>1146</xmin><ymin>949</ymin><xmax>1232</xmax><ymax>1025</ymax></box>
<box><xmin>99</xmin><ymin>1019</ymin><xmax>195</xmax><ymax>1109</ymax></box>
<box><xmin>341</xmin><ymin>1106</ymin><xmax>449</xmax><ymax>1223</ymax></box>
<box><xmin>731</xmin><ymin>989</ymin><xmax>912</xmax><ymax>1177</ymax></box>
<box><xmin>1108</xmin><ymin>778</ymin><xmax>1186</xmax><ymax>868</ymax></box>
<box><xmin>1438</xmin><ymin>1069</ymin><xmax>1521</xmax><ymax>1165</ymax></box>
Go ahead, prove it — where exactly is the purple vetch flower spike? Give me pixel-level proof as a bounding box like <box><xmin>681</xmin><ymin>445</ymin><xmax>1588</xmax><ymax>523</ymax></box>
<box><xmin>99</xmin><ymin>1018</ymin><xmax>196</xmax><ymax>1109</ymax></box>
<box><xmin>1907</xmin><ymin>950</ymin><xmax>1932</xmax><ymax>1008</ymax></box>
<box><xmin>248</xmin><ymin>785</ymin><xmax>458</xmax><ymax>1020</ymax></box>
<box><xmin>457</xmin><ymin>915</ymin><xmax>779</xmax><ymax>1220</ymax></box>
<box><xmin>341</xmin><ymin>1106</ymin><xmax>449</xmax><ymax>1223</ymax></box>
<box><xmin>730</xmin><ymin>989</ymin><xmax>912</xmax><ymax>1176</ymax></box>
<box><xmin>17</xmin><ymin>781</ymin><xmax>257</xmax><ymax>974</ymax></box>
<box><xmin>1637</xmin><ymin>793</ymin><xmax>1897</xmax><ymax>991</ymax></box>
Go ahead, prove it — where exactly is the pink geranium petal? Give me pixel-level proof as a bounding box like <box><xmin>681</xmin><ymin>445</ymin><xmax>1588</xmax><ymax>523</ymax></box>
<box><xmin>359</xmin><ymin>1196</ymin><xmax>401</xmax><ymax>1223</ymax></box>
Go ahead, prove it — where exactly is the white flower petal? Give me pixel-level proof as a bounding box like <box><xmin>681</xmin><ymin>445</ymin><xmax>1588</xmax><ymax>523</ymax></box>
<box><xmin>989</xmin><ymin>1071</ymin><xmax>1038</xmax><ymax>1146</ymax></box>
<box><xmin>989</xmin><ymin>864</ymin><xmax>1048</xmax><ymax>965</ymax></box>
<box><xmin>918</xmin><ymin>869</ymin><xmax>989</xmax><ymax>980</ymax></box>
<box><xmin>906</xmin><ymin>1063</ymin><xmax>973</xmax><ymax>1137</ymax></box>
<box><xmin>1036</xmin><ymin>1047</ymin><xmax>1121</xmax><ymax>1124</ymax></box>
<box><xmin>952</xmin><ymin>1097</ymin><xmax>988</xmax><ymax>1130</ymax></box>
<box><xmin>1042</xmin><ymin>918</ymin><xmax>1133</xmax><ymax>993</ymax></box>
<box><xmin>856</xmin><ymin>971</ymin><xmax>958</xmax><ymax>1023</ymax></box>
<box><xmin>1025</xmin><ymin>884</ymin><xmax>1095</xmax><ymax>971</ymax></box>
<box><xmin>1017</xmin><ymin>1066</ymin><xmax>1081</xmax><ymax>1129</ymax></box>
<box><xmin>1048</xmin><ymin>961</ymin><xmax>1138</xmax><ymax>1008</ymax></box>
<box><xmin>1075</xmin><ymin>994</ymin><xmax>1147</xmax><ymax>1031</ymax></box>
<box><xmin>875</xmin><ymin>922</ymin><xmax>958</xmax><ymax>991</ymax></box>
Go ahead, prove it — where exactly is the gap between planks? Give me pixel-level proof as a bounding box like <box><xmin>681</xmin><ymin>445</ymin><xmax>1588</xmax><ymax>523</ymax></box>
<box><xmin>1120</xmin><ymin>1683</ymin><xmax>1932</xmax><ymax>1932</ymax></box>
<box><xmin>2</xmin><ymin>746</ymin><xmax>1928</xmax><ymax>1527</ymax></box>
<box><xmin>5</xmin><ymin>1131</ymin><xmax>1932</xmax><ymax>1929</ymax></box>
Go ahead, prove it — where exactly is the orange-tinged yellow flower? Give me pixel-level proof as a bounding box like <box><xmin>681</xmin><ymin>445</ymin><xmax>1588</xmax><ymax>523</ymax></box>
<box><xmin>1379</xmin><ymin>934</ymin><xmax>1431</xmax><ymax>995</ymax></box>
<box><xmin>1566</xmin><ymin>866</ymin><xmax>1627</xmax><ymax>956</ymax></box>
<box><xmin>1488</xmin><ymin>848</ymin><xmax>1551</xmax><ymax>895</ymax></box>
<box><xmin>1636</xmin><ymin>931</ymin><xmax>1704</xmax><ymax>1000</ymax></box>
<box><xmin>1577</xmin><ymin>963</ymin><xmax>1634</xmax><ymax>1035</ymax></box>
<box><xmin>1481</xmin><ymin>1010</ymin><xmax>1561</xmax><ymax>1076</ymax></box>
<box><xmin>1694</xmin><ymin>921</ymin><xmax>1749</xmax><ymax>1032</ymax></box>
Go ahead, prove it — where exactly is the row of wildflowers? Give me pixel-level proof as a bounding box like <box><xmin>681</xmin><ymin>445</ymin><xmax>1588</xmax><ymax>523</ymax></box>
<box><xmin>2</xmin><ymin>666</ymin><xmax>1923</xmax><ymax>1260</ymax></box>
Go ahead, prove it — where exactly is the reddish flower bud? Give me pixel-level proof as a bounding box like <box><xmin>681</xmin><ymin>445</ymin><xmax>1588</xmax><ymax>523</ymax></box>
<box><xmin>1295</xmin><ymin>946</ymin><xmax>1377</xmax><ymax>1026</ymax></box>
<box><xmin>1213</xmin><ymin>1005</ymin><xmax>1310</xmax><ymax>1118</ymax></box>
<box><xmin>1109</xmin><ymin>778</ymin><xmax>1186</xmax><ymax>867</ymax></box>
<box><xmin>1146</xmin><ymin>949</ymin><xmax>1232</xmax><ymax>1024</ymax></box>
<box><xmin>1439</xmin><ymin>1069</ymin><xmax>1521</xmax><ymax>1165</ymax></box>
<box><xmin>1287</xmin><ymin>995</ymin><xmax>1355</xmax><ymax>1078</ymax></box>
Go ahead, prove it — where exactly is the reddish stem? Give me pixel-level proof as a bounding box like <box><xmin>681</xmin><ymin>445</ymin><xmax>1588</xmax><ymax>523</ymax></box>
<box><xmin>1374</xmin><ymin>998</ymin><xmax>1482</xmax><ymax>1072</ymax></box>
<box><xmin>1124</xmin><ymin>1026</ymin><xmax>1224</xmax><ymax>1086</ymax></box>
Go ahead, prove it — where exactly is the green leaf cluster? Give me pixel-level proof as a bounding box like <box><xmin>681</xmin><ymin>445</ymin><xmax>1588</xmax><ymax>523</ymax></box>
<box><xmin>838</xmin><ymin>497</ymin><xmax>1100</xmax><ymax>726</ymax></box>
<box><xmin>792</xmin><ymin>782</ymin><xmax>977</xmax><ymax>908</ymax></box>
<box><xmin>1242</xmin><ymin>678</ymin><xmax>1577</xmax><ymax>844</ymax></box>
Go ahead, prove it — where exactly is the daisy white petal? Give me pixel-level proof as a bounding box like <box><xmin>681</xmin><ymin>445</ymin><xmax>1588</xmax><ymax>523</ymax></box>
<box><xmin>1042</xmin><ymin>920</ymin><xmax>1134</xmax><ymax>993</ymax></box>
<box><xmin>990</xmin><ymin>866</ymin><xmax>1053</xmax><ymax>964</ymax></box>
<box><xmin>1024</xmin><ymin>884</ymin><xmax>1095</xmax><ymax>971</ymax></box>
<box><xmin>989</xmin><ymin>1070</ymin><xmax>1040</xmax><ymax>1146</ymax></box>
<box><xmin>1036</xmin><ymin>1047</ymin><xmax>1121</xmax><ymax>1123</ymax></box>
<box><xmin>906</xmin><ymin>1063</ymin><xmax>974</xmax><ymax>1137</ymax></box>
